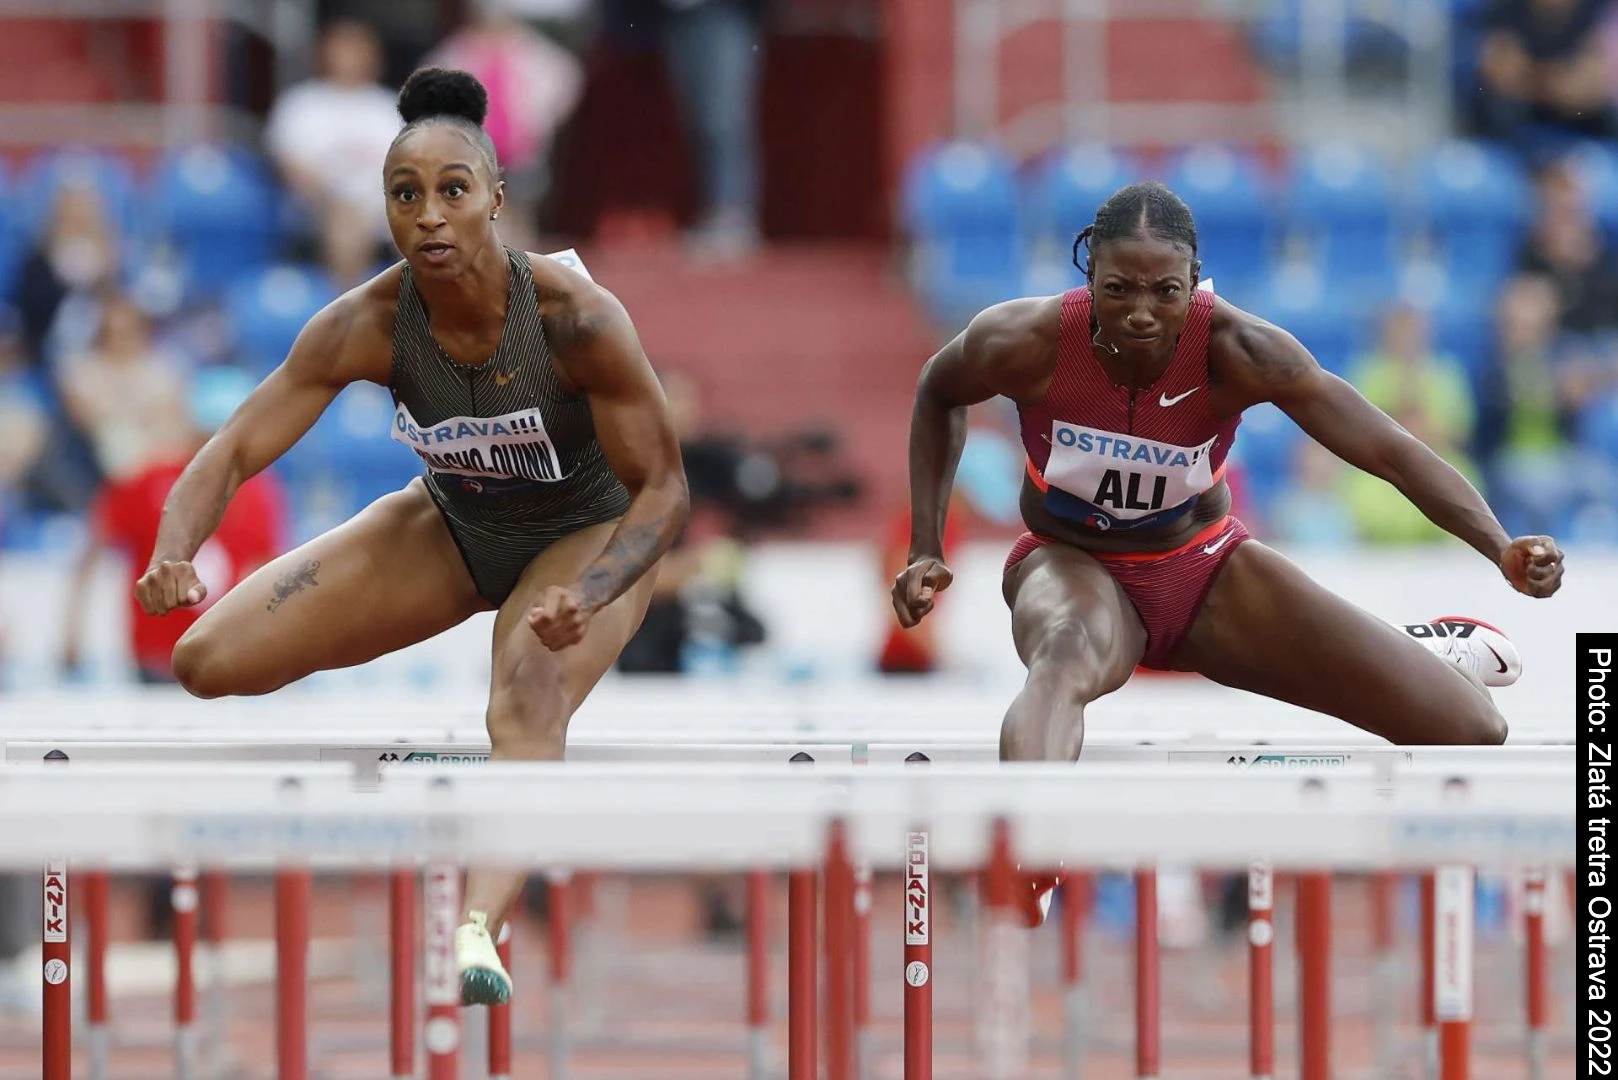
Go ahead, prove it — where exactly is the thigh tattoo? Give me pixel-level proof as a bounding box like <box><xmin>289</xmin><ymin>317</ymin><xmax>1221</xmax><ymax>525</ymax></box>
<box><xmin>266</xmin><ymin>559</ymin><xmax>322</xmax><ymax>614</ymax></box>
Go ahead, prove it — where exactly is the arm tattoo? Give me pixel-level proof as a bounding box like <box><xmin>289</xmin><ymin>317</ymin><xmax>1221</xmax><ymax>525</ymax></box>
<box><xmin>538</xmin><ymin>288</ymin><xmax>605</xmax><ymax>353</ymax></box>
<box><xmin>576</xmin><ymin>519</ymin><xmax>670</xmax><ymax>611</ymax></box>
<box><xmin>1239</xmin><ymin>322</ymin><xmax>1312</xmax><ymax>389</ymax></box>
<box><xmin>266</xmin><ymin>559</ymin><xmax>321</xmax><ymax>613</ymax></box>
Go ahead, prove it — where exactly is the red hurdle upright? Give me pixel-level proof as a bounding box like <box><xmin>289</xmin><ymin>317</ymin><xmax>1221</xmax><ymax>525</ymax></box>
<box><xmin>173</xmin><ymin>866</ymin><xmax>200</xmax><ymax>1080</ymax></box>
<box><xmin>389</xmin><ymin>870</ymin><xmax>417</xmax><ymax>1080</ymax></box>
<box><xmin>1525</xmin><ymin>868</ymin><xmax>1548</xmax><ymax>1080</ymax></box>
<box><xmin>423</xmin><ymin>865</ymin><xmax>460</xmax><ymax>1080</ymax></box>
<box><xmin>275</xmin><ymin>868</ymin><xmax>312</xmax><ymax>1080</ymax></box>
<box><xmin>1248</xmin><ymin>861</ymin><xmax>1275</xmax><ymax>1080</ymax></box>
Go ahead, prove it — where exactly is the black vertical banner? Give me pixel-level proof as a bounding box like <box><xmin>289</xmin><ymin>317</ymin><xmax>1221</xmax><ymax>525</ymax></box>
<box><xmin>1581</xmin><ymin>633</ymin><xmax>1617</xmax><ymax>1075</ymax></box>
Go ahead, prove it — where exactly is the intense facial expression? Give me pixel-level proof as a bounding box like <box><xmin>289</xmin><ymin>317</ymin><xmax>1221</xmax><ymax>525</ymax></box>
<box><xmin>384</xmin><ymin>124</ymin><xmax>504</xmax><ymax>278</ymax></box>
<box><xmin>1089</xmin><ymin>233</ymin><xmax>1197</xmax><ymax>360</ymax></box>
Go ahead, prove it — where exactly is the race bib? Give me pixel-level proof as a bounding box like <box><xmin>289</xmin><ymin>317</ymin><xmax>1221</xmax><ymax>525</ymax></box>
<box><xmin>1042</xmin><ymin>421</ymin><xmax>1217</xmax><ymax>521</ymax></box>
<box><xmin>391</xmin><ymin>402</ymin><xmax>564</xmax><ymax>483</ymax></box>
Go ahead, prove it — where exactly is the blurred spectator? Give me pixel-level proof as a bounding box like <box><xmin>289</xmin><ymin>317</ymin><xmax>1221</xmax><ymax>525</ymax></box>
<box><xmin>1268</xmin><ymin>441</ymin><xmax>1357</xmax><ymax>548</ymax></box>
<box><xmin>661</xmin><ymin>0</ymin><xmax>768</xmax><ymax>261</ymax></box>
<box><xmin>0</xmin><ymin>875</ymin><xmax>37</xmax><ymax>1017</ymax></box>
<box><xmin>1477</xmin><ymin>274</ymin><xmax>1594</xmax><ymax>533</ymax></box>
<box><xmin>1516</xmin><ymin>159</ymin><xmax>1618</xmax><ymax>333</ymax></box>
<box><xmin>616</xmin><ymin>371</ymin><xmax>766</xmax><ymax>674</ymax></box>
<box><xmin>492</xmin><ymin>0</ymin><xmax>598</xmax><ymax>52</ymax></box>
<box><xmin>59</xmin><ymin>366</ymin><xmax>287</xmax><ymax>687</ymax></box>
<box><xmin>57</xmin><ymin>292</ymin><xmax>193</xmax><ymax>484</ymax></box>
<box><xmin>428</xmin><ymin>1</ymin><xmax>586</xmax><ymax>249</ymax></box>
<box><xmin>1470</xmin><ymin>0</ymin><xmax>1618</xmax><ymax>156</ymax></box>
<box><xmin>0</xmin><ymin>312</ymin><xmax>46</xmax><ymax>508</ymax></box>
<box><xmin>954</xmin><ymin>398</ymin><xmax>1026</xmax><ymax>529</ymax></box>
<box><xmin>1343</xmin><ymin>303</ymin><xmax>1482</xmax><ymax>543</ymax></box>
<box><xmin>875</xmin><ymin>505</ymin><xmax>962</xmax><ymax>675</ymax></box>
<box><xmin>265</xmin><ymin>19</ymin><xmax>401</xmax><ymax>285</ymax></box>
<box><xmin>12</xmin><ymin>182</ymin><xmax>121</xmax><ymax>367</ymax></box>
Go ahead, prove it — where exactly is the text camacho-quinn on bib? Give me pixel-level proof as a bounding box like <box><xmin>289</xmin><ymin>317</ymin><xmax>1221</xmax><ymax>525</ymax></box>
<box><xmin>391</xmin><ymin>402</ymin><xmax>565</xmax><ymax>485</ymax></box>
<box><xmin>1041</xmin><ymin>420</ymin><xmax>1219</xmax><ymax>521</ymax></box>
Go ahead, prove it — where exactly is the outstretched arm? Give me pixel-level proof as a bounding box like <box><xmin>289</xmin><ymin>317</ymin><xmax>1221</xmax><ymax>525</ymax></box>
<box><xmin>896</xmin><ymin>301</ymin><xmax>1046</xmax><ymax>626</ymax></box>
<box><xmin>1223</xmin><ymin>313</ymin><xmax>1563</xmax><ymax>597</ymax></box>
<box><xmin>533</xmin><ymin>282</ymin><xmax>689</xmax><ymax>647</ymax></box>
<box><xmin>138</xmin><ymin>297</ymin><xmax>376</xmax><ymax>615</ymax></box>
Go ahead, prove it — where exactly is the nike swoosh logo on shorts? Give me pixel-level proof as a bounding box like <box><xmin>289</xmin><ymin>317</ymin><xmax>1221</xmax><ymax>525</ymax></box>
<box><xmin>1202</xmin><ymin>530</ymin><xmax>1235</xmax><ymax>556</ymax></box>
<box><xmin>1160</xmin><ymin>386</ymin><xmax>1200</xmax><ymax>407</ymax></box>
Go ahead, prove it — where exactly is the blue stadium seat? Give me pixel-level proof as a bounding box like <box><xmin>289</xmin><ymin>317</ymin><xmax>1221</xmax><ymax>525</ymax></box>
<box><xmin>1029</xmin><ymin>144</ymin><xmax>1141</xmax><ymax>240</ymax></box>
<box><xmin>150</xmin><ymin>144</ymin><xmax>281</xmax><ymax>299</ymax></box>
<box><xmin>1164</xmin><ymin>145</ymin><xmax>1276</xmax><ymax>299</ymax></box>
<box><xmin>1424</xmin><ymin>290</ymin><xmax>1495</xmax><ymax>385</ymax></box>
<box><xmin>1287</xmin><ymin>143</ymin><xmax>1400</xmax><ymax>288</ymax></box>
<box><xmin>1568</xmin><ymin>141</ymin><xmax>1618</xmax><ymax>235</ymax></box>
<box><xmin>225</xmin><ymin>264</ymin><xmax>339</xmax><ymax>374</ymax></box>
<box><xmin>18</xmin><ymin>148</ymin><xmax>143</xmax><ymax>241</ymax></box>
<box><xmin>1415</xmin><ymin>141</ymin><xmax>1531</xmax><ymax>290</ymax></box>
<box><xmin>1251</xmin><ymin>268</ymin><xmax>1364</xmax><ymax>376</ymax></box>
<box><xmin>1229</xmin><ymin>401</ymin><xmax>1304</xmax><ymax>514</ymax></box>
<box><xmin>1580</xmin><ymin>392</ymin><xmax>1618</xmax><ymax>465</ymax></box>
<box><xmin>0</xmin><ymin>161</ymin><xmax>19</xmax><ymax>299</ymax></box>
<box><xmin>1252</xmin><ymin>0</ymin><xmax>1410</xmax><ymax>74</ymax></box>
<box><xmin>901</xmin><ymin>141</ymin><xmax>1025</xmax><ymax>325</ymax></box>
<box><xmin>323</xmin><ymin>382</ymin><xmax>419</xmax><ymax>509</ymax></box>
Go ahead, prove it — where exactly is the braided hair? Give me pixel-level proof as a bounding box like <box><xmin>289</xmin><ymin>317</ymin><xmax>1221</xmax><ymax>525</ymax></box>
<box><xmin>1072</xmin><ymin>181</ymin><xmax>1201</xmax><ymax>283</ymax></box>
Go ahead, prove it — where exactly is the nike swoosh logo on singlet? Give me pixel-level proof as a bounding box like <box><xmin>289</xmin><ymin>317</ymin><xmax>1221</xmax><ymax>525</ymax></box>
<box><xmin>1160</xmin><ymin>387</ymin><xmax>1200</xmax><ymax>407</ymax></box>
<box><xmin>1202</xmin><ymin>530</ymin><xmax>1235</xmax><ymax>556</ymax></box>
<box><xmin>493</xmin><ymin>370</ymin><xmax>515</xmax><ymax>386</ymax></box>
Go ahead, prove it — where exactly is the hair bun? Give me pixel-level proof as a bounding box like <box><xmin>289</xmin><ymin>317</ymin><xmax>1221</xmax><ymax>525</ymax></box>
<box><xmin>397</xmin><ymin>67</ymin><xmax>489</xmax><ymax>126</ymax></box>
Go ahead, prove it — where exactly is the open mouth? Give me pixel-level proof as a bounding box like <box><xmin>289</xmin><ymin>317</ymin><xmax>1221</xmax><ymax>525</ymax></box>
<box><xmin>419</xmin><ymin>241</ymin><xmax>454</xmax><ymax>262</ymax></box>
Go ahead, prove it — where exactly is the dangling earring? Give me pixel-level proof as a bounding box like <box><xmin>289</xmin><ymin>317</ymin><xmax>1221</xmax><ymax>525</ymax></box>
<box><xmin>1092</xmin><ymin>326</ymin><xmax>1119</xmax><ymax>356</ymax></box>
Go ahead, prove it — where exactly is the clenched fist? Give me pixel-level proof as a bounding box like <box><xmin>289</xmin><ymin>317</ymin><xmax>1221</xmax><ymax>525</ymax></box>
<box><xmin>891</xmin><ymin>555</ymin><xmax>953</xmax><ymax>629</ymax></box>
<box><xmin>1500</xmin><ymin>535</ymin><xmax>1564</xmax><ymax>599</ymax></box>
<box><xmin>527</xmin><ymin>585</ymin><xmax>594</xmax><ymax>651</ymax></box>
<box><xmin>135</xmin><ymin>559</ymin><xmax>207</xmax><ymax>616</ymax></box>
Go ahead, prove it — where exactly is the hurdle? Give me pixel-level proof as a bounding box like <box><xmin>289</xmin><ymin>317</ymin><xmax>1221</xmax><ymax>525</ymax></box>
<box><xmin>4</xmin><ymin>735</ymin><xmax>1576</xmax><ymax>1078</ymax></box>
<box><xmin>1</xmin><ymin>755</ymin><xmax>1573</xmax><ymax>1080</ymax></box>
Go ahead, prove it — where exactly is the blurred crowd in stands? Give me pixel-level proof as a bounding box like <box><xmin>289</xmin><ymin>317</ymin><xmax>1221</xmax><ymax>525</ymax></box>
<box><xmin>0</xmin><ymin>0</ymin><xmax>1617</xmax><ymax>696</ymax></box>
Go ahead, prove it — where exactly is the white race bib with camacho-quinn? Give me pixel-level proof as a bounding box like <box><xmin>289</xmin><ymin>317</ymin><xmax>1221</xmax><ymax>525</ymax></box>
<box><xmin>391</xmin><ymin>403</ymin><xmax>565</xmax><ymax>484</ymax></box>
<box><xmin>1042</xmin><ymin>421</ymin><xmax>1218</xmax><ymax>520</ymax></box>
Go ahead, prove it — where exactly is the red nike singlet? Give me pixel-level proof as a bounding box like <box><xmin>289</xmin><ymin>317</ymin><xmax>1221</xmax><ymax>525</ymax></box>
<box><xmin>1017</xmin><ymin>285</ymin><xmax>1239</xmax><ymax>533</ymax></box>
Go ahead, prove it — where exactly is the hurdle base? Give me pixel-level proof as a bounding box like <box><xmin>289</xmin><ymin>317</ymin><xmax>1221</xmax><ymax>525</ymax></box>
<box><xmin>174</xmin><ymin>1023</ymin><xmax>200</xmax><ymax>1080</ymax></box>
<box><xmin>747</xmin><ymin>1025</ymin><xmax>770</xmax><ymax>1080</ymax></box>
<box><xmin>1528</xmin><ymin>1029</ymin><xmax>1546</xmax><ymax>1080</ymax></box>
<box><xmin>1063</xmin><ymin>984</ymin><xmax>1088</xmax><ymax>1079</ymax></box>
<box><xmin>87</xmin><ymin>1023</ymin><xmax>110</xmax><ymax>1080</ymax></box>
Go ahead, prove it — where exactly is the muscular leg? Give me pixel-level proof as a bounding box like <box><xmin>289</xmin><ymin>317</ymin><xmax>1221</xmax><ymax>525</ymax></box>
<box><xmin>1000</xmin><ymin>544</ymin><xmax>1147</xmax><ymax>761</ymax></box>
<box><xmin>1175</xmin><ymin>541</ymin><xmax>1507</xmax><ymax>745</ymax></box>
<box><xmin>462</xmin><ymin>519</ymin><xmax>658</xmax><ymax>934</ymax></box>
<box><xmin>171</xmin><ymin>478</ymin><xmax>489</xmax><ymax>697</ymax></box>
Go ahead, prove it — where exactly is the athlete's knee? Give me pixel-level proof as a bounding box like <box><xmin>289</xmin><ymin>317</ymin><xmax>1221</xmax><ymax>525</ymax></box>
<box><xmin>1465</xmin><ymin>702</ymin><xmax>1509</xmax><ymax>745</ymax></box>
<box><xmin>171</xmin><ymin>622</ymin><xmax>265</xmax><ymax>699</ymax></box>
<box><xmin>486</xmin><ymin>647</ymin><xmax>568</xmax><ymax>756</ymax></box>
<box><xmin>1000</xmin><ymin>699</ymin><xmax>1086</xmax><ymax>762</ymax></box>
<box><xmin>1027</xmin><ymin>616</ymin><xmax>1115</xmax><ymax>695</ymax></box>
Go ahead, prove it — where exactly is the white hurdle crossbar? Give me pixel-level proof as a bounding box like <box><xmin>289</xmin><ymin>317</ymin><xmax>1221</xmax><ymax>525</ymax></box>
<box><xmin>1</xmin><ymin>757</ymin><xmax>1573</xmax><ymax>1080</ymax></box>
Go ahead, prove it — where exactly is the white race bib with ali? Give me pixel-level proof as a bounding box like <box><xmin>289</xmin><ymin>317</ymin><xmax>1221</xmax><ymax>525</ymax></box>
<box><xmin>1042</xmin><ymin>421</ymin><xmax>1218</xmax><ymax>520</ymax></box>
<box><xmin>391</xmin><ymin>403</ymin><xmax>565</xmax><ymax>483</ymax></box>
